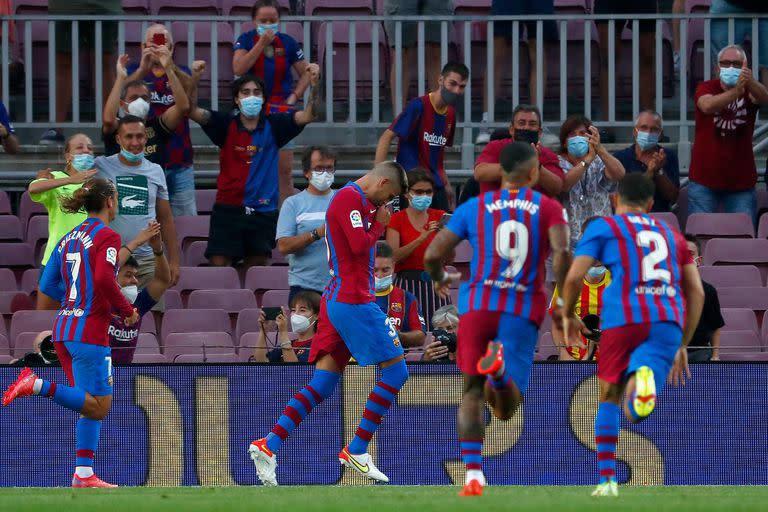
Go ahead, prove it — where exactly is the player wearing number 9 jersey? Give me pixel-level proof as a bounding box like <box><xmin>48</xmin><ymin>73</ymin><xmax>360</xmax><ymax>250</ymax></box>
<box><xmin>2</xmin><ymin>178</ymin><xmax>139</xmax><ymax>488</ymax></box>
<box><xmin>560</xmin><ymin>174</ymin><xmax>705</xmax><ymax>497</ymax></box>
<box><xmin>425</xmin><ymin>142</ymin><xmax>572</xmax><ymax>496</ymax></box>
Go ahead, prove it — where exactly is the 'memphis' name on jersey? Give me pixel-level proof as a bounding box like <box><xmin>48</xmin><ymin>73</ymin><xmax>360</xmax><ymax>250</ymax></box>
<box><xmin>57</xmin><ymin>229</ymin><xmax>94</xmax><ymax>251</ymax></box>
<box><xmin>485</xmin><ymin>198</ymin><xmax>540</xmax><ymax>215</ymax></box>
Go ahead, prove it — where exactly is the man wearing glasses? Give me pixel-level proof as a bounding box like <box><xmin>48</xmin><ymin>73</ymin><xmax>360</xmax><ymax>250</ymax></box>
<box><xmin>688</xmin><ymin>44</ymin><xmax>768</xmax><ymax>223</ymax></box>
<box><xmin>276</xmin><ymin>145</ymin><xmax>337</xmax><ymax>303</ymax></box>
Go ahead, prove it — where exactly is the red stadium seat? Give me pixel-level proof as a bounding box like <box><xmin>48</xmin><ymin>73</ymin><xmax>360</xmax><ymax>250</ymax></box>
<box><xmin>0</xmin><ymin>268</ymin><xmax>18</xmax><ymax>291</ymax></box>
<box><xmin>194</xmin><ymin>189</ymin><xmax>216</xmax><ymax>215</ymax></box>
<box><xmin>698</xmin><ymin>265</ymin><xmax>762</xmax><ymax>288</ymax></box>
<box><xmin>131</xmin><ymin>353</ymin><xmax>169</xmax><ymax>363</ymax></box>
<box><xmin>164</xmin><ymin>331</ymin><xmax>235</xmax><ymax>361</ymax></box>
<box><xmin>151</xmin><ymin>0</ymin><xmax>220</xmax><ymax>16</ymax></box>
<box><xmin>174</xmin><ymin>215</ymin><xmax>210</xmax><ymax>251</ymax></box>
<box><xmin>260</xmin><ymin>289</ymin><xmax>289</xmax><ymax>308</ymax></box>
<box><xmin>235</xmin><ymin>308</ymin><xmax>262</xmax><ymax>346</ymax></box>
<box><xmin>0</xmin><ymin>215</ymin><xmax>23</xmax><ymax>241</ymax></box>
<box><xmin>188</xmin><ymin>289</ymin><xmax>258</xmax><ymax>313</ymax></box>
<box><xmin>0</xmin><ymin>190</ymin><xmax>11</xmax><ymax>215</ymax></box>
<box><xmin>720</xmin><ymin>308</ymin><xmax>758</xmax><ymax>335</ymax></box>
<box><xmin>160</xmin><ymin>309</ymin><xmax>232</xmax><ymax>343</ymax></box>
<box><xmin>183</xmin><ymin>241</ymin><xmax>209</xmax><ymax>267</ymax></box>
<box><xmin>0</xmin><ymin>291</ymin><xmax>31</xmax><ymax>315</ymax></box>
<box><xmin>172</xmin><ymin>267</ymin><xmax>241</xmax><ymax>295</ymax></box>
<box><xmin>135</xmin><ymin>332</ymin><xmax>161</xmax><ymax>355</ymax></box>
<box><xmin>9</xmin><ymin>310</ymin><xmax>56</xmax><ymax>348</ymax></box>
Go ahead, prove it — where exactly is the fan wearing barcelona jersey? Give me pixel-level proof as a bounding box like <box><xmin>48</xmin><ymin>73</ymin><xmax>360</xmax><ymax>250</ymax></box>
<box><xmin>2</xmin><ymin>178</ymin><xmax>139</xmax><ymax>488</ymax></box>
<box><xmin>425</xmin><ymin>142</ymin><xmax>572</xmax><ymax>496</ymax></box>
<box><xmin>558</xmin><ymin>173</ymin><xmax>705</xmax><ymax>497</ymax></box>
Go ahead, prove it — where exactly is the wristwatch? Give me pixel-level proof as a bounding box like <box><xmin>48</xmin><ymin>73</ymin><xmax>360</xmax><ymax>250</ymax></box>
<box><xmin>310</xmin><ymin>228</ymin><xmax>321</xmax><ymax>241</ymax></box>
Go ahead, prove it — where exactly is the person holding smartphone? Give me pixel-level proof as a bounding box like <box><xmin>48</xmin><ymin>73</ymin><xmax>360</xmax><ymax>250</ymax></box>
<box><xmin>251</xmin><ymin>291</ymin><xmax>321</xmax><ymax>363</ymax></box>
<box><xmin>385</xmin><ymin>168</ymin><xmax>450</xmax><ymax>328</ymax></box>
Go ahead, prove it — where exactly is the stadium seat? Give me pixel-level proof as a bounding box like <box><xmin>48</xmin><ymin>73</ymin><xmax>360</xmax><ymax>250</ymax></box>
<box><xmin>716</xmin><ymin>287</ymin><xmax>768</xmax><ymax>315</ymax></box>
<box><xmin>152</xmin><ymin>0</ymin><xmax>220</xmax><ymax>16</ymax></box>
<box><xmin>122</xmin><ymin>0</ymin><xmax>150</xmax><ymax>15</ymax></box>
<box><xmin>305</xmin><ymin>0</ymin><xmax>373</xmax><ymax>18</ymax></box>
<box><xmin>697</xmin><ymin>265</ymin><xmax>762</xmax><ymax>289</ymax></box>
<box><xmin>270</xmin><ymin>249</ymin><xmax>288</xmax><ymax>266</ymax></box>
<box><xmin>260</xmin><ymin>289</ymin><xmax>289</xmax><ymax>308</ymax></box>
<box><xmin>19</xmin><ymin>268</ymin><xmax>38</xmax><ymax>294</ymax></box>
<box><xmin>718</xmin><ymin>330</ymin><xmax>762</xmax><ymax>357</ymax></box>
<box><xmin>720</xmin><ymin>308</ymin><xmax>759</xmax><ymax>335</ymax></box>
<box><xmin>172</xmin><ymin>267</ymin><xmax>241</xmax><ymax>295</ymax></box>
<box><xmin>164</xmin><ymin>331</ymin><xmax>235</xmax><ymax>361</ymax></box>
<box><xmin>0</xmin><ymin>268</ymin><xmax>18</xmax><ymax>291</ymax></box>
<box><xmin>0</xmin><ymin>355</ymin><xmax>12</xmax><ymax>364</ymax></box>
<box><xmin>25</xmin><ymin>215</ymin><xmax>49</xmax><ymax>264</ymax></box>
<box><xmin>194</xmin><ymin>189</ymin><xmax>216</xmax><ymax>215</ymax></box>
<box><xmin>685</xmin><ymin>213</ymin><xmax>755</xmax><ymax>242</ymax></box>
<box><xmin>0</xmin><ymin>334</ymin><xmax>10</xmax><ymax>357</ymax></box>
<box><xmin>235</xmin><ymin>308</ymin><xmax>262</xmax><ymax>345</ymax></box>
<box><xmin>244</xmin><ymin>266</ymin><xmax>289</xmax><ymax>300</ymax></box>
<box><xmin>0</xmin><ymin>243</ymin><xmax>35</xmax><ymax>271</ymax></box>
<box><xmin>675</xmin><ymin>186</ymin><xmax>688</xmax><ymax>231</ymax></box>
<box><xmin>163</xmin><ymin>289</ymin><xmax>184</xmax><ymax>310</ymax></box>
<box><xmin>0</xmin><ymin>190</ymin><xmax>11</xmax><ymax>215</ymax></box>
<box><xmin>160</xmin><ymin>309</ymin><xmax>232</xmax><ymax>343</ymax></box>
<box><xmin>649</xmin><ymin>212</ymin><xmax>681</xmax><ymax>232</ymax></box>
<box><xmin>0</xmin><ymin>291</ymin><xmax>30</xmax><ymax>315</ymax></box>
<box><xmin>757</xmin><ymin>213</ymin><xmax>768</xmax><ymax>239</ymax></box>
<box><xmin>723</xmin><ymin>351</ymin><xmax>768</xmax><ymax>361</ymax></box>
<box><xmin>535</xmin><ymin>331</ymin><xmax>559</xmax><ymax>361</ymax></box>
<box><xmin>139</xmin><ymin>311</ymin><xmax>157</xmax><ymax>335</ymax></box>
<box><xmin>183</xmin><ymin>240</ymin><xmax>209</xmax><ymax>267</ymax></box>
<box><xmin>12</xmin><ymin>331</ymin><xmax>43</xmax><ymax>358</ymax></box>
<box><xmin>174</xmin><ymin>352</ymin><xmax>239</xmax><ymax>363</ymax></box>
<box><xmin>0</xmin><ymin>216</ymin><xmax>23</xmax><ymax>242</ymax></box>
<box><xmin>761</xmin><ymin>310</ymin><xmax>768</xmax><ymax>349</ymax></box>
<box><xmin>174</xmin><ymin>215</ymin><xmax>210</xmax><ymax>251</ymax></box>
<box><xmin>223</xmin><ymin>0</ymin><xmax>291</xmax><ymax>17</ymax></box>
<box><xmin>188</xmin><ymin>289</ymin><xmax>258</xmax><ymax>313</ymax></box>
<box><xmin>131</xmin><ymin>353</ymin><xmax>169</xmax><ymax>363</ymax></box>
<box><xmin>9</xmin><ymin>310</ymin><xmax>56</xmax><ymax>348</ymax></box>
<box><xmin>134</xmin><ymin>332</ymin><xmax>161</xmax><ymax>356</ymax></box>
<box><xmin>18</xmin><ymin>191</ymin><xmax>47</xmax><ymax>233</ymax></box>
<box><xmin>703</xmin><ymin>239</ymin><xmax>768</xmax><ymax>282</ymax></box>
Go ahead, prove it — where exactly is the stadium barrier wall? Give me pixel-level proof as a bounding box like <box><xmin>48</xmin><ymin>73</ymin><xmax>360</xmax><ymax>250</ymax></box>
<box><xmin>1</xmin><ymin>362</ymin><xmax>766</xmax><ymax>487</ymax></box>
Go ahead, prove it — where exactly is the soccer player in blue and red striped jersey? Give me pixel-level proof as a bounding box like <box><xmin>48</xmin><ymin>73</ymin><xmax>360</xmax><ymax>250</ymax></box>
<box><xmin>2</xmin><ymin>178</ymin><xmax>139</xmax><ymax>488</ymax></box>
<box><xmin>425</xmin><ymin>142</ymin><xmax>572</xmax><ymax>496</ymax></box>
<box><xmin>375</xmin><ymin>61</ymin><xmax>469</xmax><ymax>211</ymax></box>
<box><xmin>249</xmin><ymin>162</ymin><xmax>408</xmax><ymax>486</ymax></box>
<box><xmin>559</xmin><ymin>174</ymin><xmax>705</xmax><ymax>497</ymax></box>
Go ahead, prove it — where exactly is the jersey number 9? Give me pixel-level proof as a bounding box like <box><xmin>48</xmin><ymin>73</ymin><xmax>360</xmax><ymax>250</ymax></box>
<box><xmin>495</xmin><ymin>220</ymin><xmax>529</xmax><ymax>279</ymax></box>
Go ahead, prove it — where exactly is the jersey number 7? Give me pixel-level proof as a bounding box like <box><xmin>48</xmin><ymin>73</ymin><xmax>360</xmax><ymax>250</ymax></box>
<box><xmin>65</xmin><ymin>252</ymin><xmax>82</xmax><ymax>302</ymax></box>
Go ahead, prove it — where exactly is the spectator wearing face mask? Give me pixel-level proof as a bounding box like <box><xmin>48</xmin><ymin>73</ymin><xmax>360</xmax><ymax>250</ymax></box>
<box><xmin>688</xmin><ymin>44</ymin><xmax>768</xmax><ymax>221</ymax></box>
<box><xmin>557</xmin><ymin>115</ymin><xmax>625</xmax><ymax>247</ymax></box>
<box><xmin>613</xmin><ymin>110</ymin><xmax>680</xmax><ymax>212</ymax></box>
<box><xmin>374</xmin><ymin>242</ymin><xmax>426</xmax><ymax>349</ymax></box>
<box><xmin>251</xmin><ymin>291</ymin><xmax>322</xmax><ymax>363</ymax></box>
<box><xmin>386</xmin><ymin>168</ymin><xmax>451</xmax><ymax>327</ymax></box>
<box><xmin>422</xmin><ymin>304</ymin><xmax>458</xmax><ymax>363</ymax></box>
<box><xmin>684</xmin><ymin>234</ymin><xmax>724</xmax><ymax>362</ymax></box>
<box><xmin>375</xmin><ymin>61</ymin><xmax>470</xmax><ymax>211</ymax></box>
<box><xmin>276</xmin><ymin>146</ymin><xmax>337</xmax><ymax>304</ymax></box>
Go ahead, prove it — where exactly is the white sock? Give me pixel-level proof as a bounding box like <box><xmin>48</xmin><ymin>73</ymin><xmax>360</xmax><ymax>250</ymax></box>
<box><xmin>481</xmin><ymin>111</ymin><xmax>489</xmax><ymax>123</ymax></box>
<box><xmin>75</xmin><ymin>466</ymin><xmax>94</xmax><ymax>478</ymax></box>
<box><xmin>32</xmin><ymin>379</ymin><xmax>43</xmax><ymax>395</ymax></box>
<box><xmin>466</xmin><ymin>469</ymin><xmax>485</xmax><ymax>485</ymax></box>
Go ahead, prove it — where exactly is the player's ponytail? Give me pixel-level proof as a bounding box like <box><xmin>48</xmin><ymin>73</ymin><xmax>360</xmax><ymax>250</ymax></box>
<box><xmin>60</xmin><ymin>177</ymin><xmax>116</xmax><ymax>214</ymax></box>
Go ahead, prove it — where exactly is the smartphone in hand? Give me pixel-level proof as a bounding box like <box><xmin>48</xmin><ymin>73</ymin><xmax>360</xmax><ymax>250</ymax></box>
<box><xmin>263</xmin><ymin>307</ymin><xmax>282</xmax><ymax>321</ymax></box>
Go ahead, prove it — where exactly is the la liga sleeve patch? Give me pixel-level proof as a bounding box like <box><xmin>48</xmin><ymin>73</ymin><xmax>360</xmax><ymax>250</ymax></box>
<box><xmin>106</xmin><ymin>247</ymin><xmax>117</xmax><ymax>266</ymax></box>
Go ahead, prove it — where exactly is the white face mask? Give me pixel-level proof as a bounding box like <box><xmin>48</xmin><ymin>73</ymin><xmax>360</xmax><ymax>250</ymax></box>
<box><xmin>310</xmin><ymin>171</ymin><xmax>334</xmax><ymax>191</ymax></box>
<box><xmin>290</xmin><ymin>314</ymin><xmax>313</xmax><ymax>334</ymax></box>
<box><xmin>127</xmin><ymin>98</ymin><xmax>150</xmax><ymax>119</ymax></box>
<box><xmin>121</xmin><ymin>285</ymin><xmax>139</xmax><ymax>304</ymax></box>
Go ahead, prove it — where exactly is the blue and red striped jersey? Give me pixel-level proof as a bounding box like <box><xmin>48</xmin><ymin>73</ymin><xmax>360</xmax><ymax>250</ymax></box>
<box><xmin>574</xmin><ymin>213</ymin><xmax>693</xmax><ymax>330</ymax></box>
<box><xmin>375</xmin><ymin>285</ymin><xmax>426</xmax><ymax>333</ymax></box>
<box><xmin>234</xmin><ymin>30</ymin><xmax>304</xmax><ymax>107</ymax></box>
<box><xmin>391</xmin><ymin>94</ymin><xmax>455</xmax><ymax>188</ymax></box>
<box><xmin>323</xmin><ymin>183</ymin><xmax>386</xmax><ymax>304</ymax></box>
<box><xmin>446</xmin><ymin>188</ymin><xmax>567</xmax><ymax>325</ymax></box>
<box><xmin>47</xmin><ymin>218</ymin><xmax>135</xmax><ymax>346</ymax></box>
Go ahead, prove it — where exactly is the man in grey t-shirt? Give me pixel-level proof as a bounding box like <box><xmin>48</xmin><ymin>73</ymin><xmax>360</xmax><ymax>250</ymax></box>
<box><xmin>276</xmin><ymin>146</ymin><xmax>337</xmax><ymax>304</ymax></box>
<box><xmin>96</xmin><ymin>115</ymin><xmax>180</xmax><ymax>289</ymax></box>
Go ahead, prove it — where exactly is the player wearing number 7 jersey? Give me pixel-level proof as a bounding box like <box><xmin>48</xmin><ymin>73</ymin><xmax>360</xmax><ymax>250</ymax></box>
<box><xmin>2</xmin><ymin>178</ymin><xmax>139</xmax><ymax>488</ymax></box>
<box><xmin>559</xmin><ymin>174</ymin><xmax>705</xmax><ymax>497</ymax></box>
<box><xmin>425</xmin><ymin>142</ymin><xmax>572</xmax><ymax>497</ymax></box>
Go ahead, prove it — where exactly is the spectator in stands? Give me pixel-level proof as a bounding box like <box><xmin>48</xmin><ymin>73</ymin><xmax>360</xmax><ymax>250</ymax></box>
<box><xmin>688</xmin><ymin>44</ymin><xmax>768</xmax><ymax>222</ymax></box>
<box><xmin>386</xmin><ymin>168</ymin><xmax>451</xmax><ymax>327</ymax></box>
<box><xmin>188</xmin><ymin>67</ymin><xmax>321</xmax><ymax>268</ymax></box>
<box><xmin>594</xmin><ymin>0</ymin><xmax>658</xmax><ymax>116</ymax></box>
<box><xmin>474</xmin><ymin>104</ymin><xmax>564</xmax><ymax>197</ymax></box>
<box><xmin>684</xmin><ymin>234</ymin><xmax>724</xmax><ymax>362</ymax></box>
<box><xmin>613</xmin><ymin>110</ymin><xmax>680</xmax><ymax>212</ymax></box>
<box><xmin>422</xmin><ymin>304</ymin><xmax>458</xmax><ymax>363</ymax></box>
<box><xmin>96</xmin><ymin>115</ymin><xmax>180</xmax><ymax>288</ymax></box>
<box><xmin>477</xmin><ymin>0</ymin><xmax>557</xmax><ymax>143</ymax></box>
<box><xmin>710</xmin><ymin>1</ymin><xmax>768</xmax><ymax>87</ymax></box>
<box><xmin>0</xmin><ymin>99</ymin><xmax>19</xmax><ymax>154</ymax></box>
<box><xmin>558</xmin><ymin>115</ymin><xmax>625</xmax><ymax>247</ymax></box>
<box><xmin>375</xmin><ymin>61</ymin><xmax>469</xmax><ymax>211</ymax></box>
<box><xmin>10</xmin><ymin>330</ymin><xmax>59</xmax><ymax>366</ymax></box>
<box><xmin>124</xmin><ymin>24</ymin><xmax>199</xmax><ymax>217</ymax></box>
<box><xmin>374</xmin><ymin>242</ymin><xmax>426</xmax><ymax>348</ymax></box>
<box><xmin>103</xmin><ymin>54</ymin><xmax>190</xmax><ymax>174</ymax></box>
<box><xmin>384</xmin><ymin>0</ymin><xmax>455</xmax><ymax>113</ymax></box>
<box><xmin>458</xmin><ymin>128</ymin><xmax>509</xmax><ymax>206</ymax></box>
<box><xmin>251</xmin><ymin>290</ymin><xmax>322</xmax><ymax>363</ymax></box>
<box><xmin>41</xmin><ymin>0</ymin><xmax>120</xmax><ymax>144</ymax></box>
<box><xmin>233</xmin><ymin>0</ymin><xmax>311</xmax><ymax>204</ymax></box>
<box><xmin>276</xmin><ymin>145</ymin><xmax>337</xmax><ymax>303</ymax></box>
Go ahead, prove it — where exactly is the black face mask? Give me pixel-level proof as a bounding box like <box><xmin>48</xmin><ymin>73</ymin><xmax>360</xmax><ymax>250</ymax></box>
<box><xmin>440</xmin><ymin>86</ymin><xmax>462</xmax><ymax>107</ymax></box>
<box><xmin>513</xmin><ymin>129</ymin><xmax>539</xmax><ymax>145</ymax></box>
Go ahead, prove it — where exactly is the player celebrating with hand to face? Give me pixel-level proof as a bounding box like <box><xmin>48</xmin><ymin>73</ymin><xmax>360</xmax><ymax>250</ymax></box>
<box><xmin>2</xmin><ymin>178</ymin><xmax>139</xmax><ymax>488</ymax></box>
<box><xmin>558</xmin><ymin>174</ymin><xmax>704</xmax><ymax>497</ymax></box>
<box><xmin>424</xmin><ymin>142</ymin><xmax>572</xmax><ymax>496</ymax></box>
<box><xmin>250</xmin><ymin>161</ymin><xmax>409</xmax><ymax>486</ymax></box>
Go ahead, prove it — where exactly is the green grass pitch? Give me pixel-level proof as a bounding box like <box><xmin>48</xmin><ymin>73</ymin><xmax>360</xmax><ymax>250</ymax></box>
<box><xmin>1</xmin><ymin>486</ymin><xmax>767</xmax><ymax>512</ymax></box>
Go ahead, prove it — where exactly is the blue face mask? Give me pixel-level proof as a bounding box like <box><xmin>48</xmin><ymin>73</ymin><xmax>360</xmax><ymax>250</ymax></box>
<box><xmin>587</xmin><ymin>265</ymin><xmax>607</xmax><ymax>278</ymax></box>
<box><xmin>375</xmin><ymin>274</ymin><xmax>393</xmax><ymax>292</ymax></box>
<box><xmin>239</xmin><ymin>95</ymin><xmax>263</xmax><ymax>118</ymax></box>
<box><xmin>257</xmin><ymin>24</ymin><xmax>279</xmax><ymax>36</ymax></box>
<box><xmin>567</xmin><ymin>135</ymin><xmax>589</xmax><ymax>158</ymax></box>
<box><xmin>410</xmin><ymin>195</ymin><xmax>432</xmax><ymax>211</ymax></box>
<box><xmin>120</xmin><ymin>147</ymin><xmax>143</xmax><ymax>163</ymax></box>
<box><xmin>719</xmin><ymin>66</ymin><xmax>741</xmax><ymax>88</ymax></box>
<box><xmin>636</xmin><ymin>131</ymin><xmax>659</xmax><ymax>151</ymax></box>
<box><xmin>71</xmin><ymin>153</ymin><xmax>95</xmax><ymax>171</ymax></box>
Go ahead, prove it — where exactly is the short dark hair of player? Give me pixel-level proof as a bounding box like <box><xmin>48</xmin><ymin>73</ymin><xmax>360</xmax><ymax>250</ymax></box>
<box><xmin>289</xmin><ymin>290</ymin><xmax>321</xmax><ymax>315</ymax></box>
<box><xmin>406</xmin><ymin>167</ymin><xmax>434</xmax><ymax>190</ymax></box>
<box><xmin>373</xmin><ymin>160</ymin><xmax>409</xmax><ymax>194</ymax></box>
<box><xmin>60</xmin><ymin>177</ymin><xmax>116</xmax><ymax>214</ymax></box>
<box><xmin>684</xmin><ymin>233</ymin><xmax>701</xmax><ymax>254</ymax></box>
<box><xmin>123</xmin><ymin>256</ymin><xmax>139</xmax><ymax>270</ymax></box>
<box><xmin>301</xmin><ymin>145</ymin><xmax>337</xmax><ymax>173</ymax></box>
<box><xmin>441</xmin><ymin>61</ymin><xmax>470</xmax><ymax>81</ymax></box>
<box><xmin>376</xmin><ymin>241</ymin><xmax>394</xmax><ymax>260</ymax></box>
<box><xmin>558</xmin><ymin>114</ymin><xmax>593</xmax><ymax>154</ymax></box>
<box><xmin>251</xmin><ymin>0</ymin><xmax>281</xmax><ymax>19</ymax></box>
<box><xmin>120</xmin><ymin>80</ymin><xmax>149</xmax><ymax>101</ymax></box>
<box><xmin>231</xmin><ymin>73</ymin><xmax>266</xmax><ymax>102</ymax></box>
<box><xmin>617</xmin><ymin>174</ymin><xmax>655</xmax><ymax>207</ymax></box>
<box><xmin>499</xmin><ymin>141</ymin><xmax>537</xmax><ymax>178</ymax></box>
<box><xmin>511</xmin><ymin>104</ymin><xmax>542</xmax><ymax>127</ymax></box>
<box><xmin>117</xmin><ymin>115</ymin><xmax>145</xmax><ymax>133</ymax></box>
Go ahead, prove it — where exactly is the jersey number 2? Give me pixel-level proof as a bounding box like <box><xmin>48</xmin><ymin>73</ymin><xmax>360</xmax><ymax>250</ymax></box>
<box><xmin>636</xmin><ymin>231</ymin><xmax>671</xmax><ymax>283</ymax></box>
<box><xmin>495</xmin><ymin>220</ymin><xmax>529</xmax><ymax>279</ymax></box>
<box><xmin>65</xmin><ymin>252</ymin><xmax>82</xmax><ymax>301</ymax></box>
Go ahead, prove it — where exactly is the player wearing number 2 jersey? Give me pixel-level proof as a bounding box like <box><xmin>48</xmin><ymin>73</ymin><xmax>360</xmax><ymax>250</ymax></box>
<box><xmin>559</xmin><ymin>174</ymin><xmax>704</xmax><ymax>497</ymax></box>
<box><xmin>425</xmin><ymin>142</ymin><xmax>572</xmax><ymax>497</ymax></box>
<box><xmin>2</xmin><ymin>178</ymin><xmax>139</xmax><ymax>488</ymax></box>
